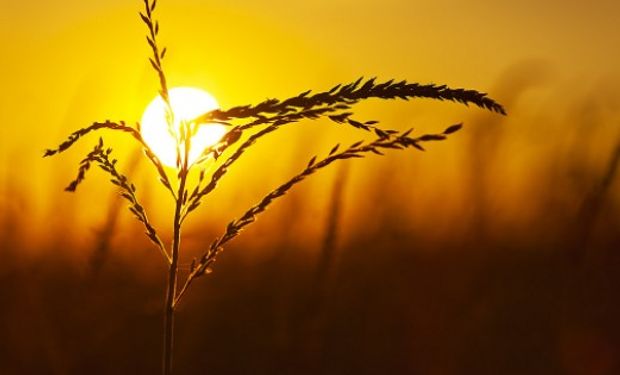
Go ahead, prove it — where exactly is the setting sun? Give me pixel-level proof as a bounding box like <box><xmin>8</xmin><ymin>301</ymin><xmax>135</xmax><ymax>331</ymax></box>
<box><xmin>141</xmin><ymin>87</ymin><xmax>227</xmax><ymax>167</ymax></box>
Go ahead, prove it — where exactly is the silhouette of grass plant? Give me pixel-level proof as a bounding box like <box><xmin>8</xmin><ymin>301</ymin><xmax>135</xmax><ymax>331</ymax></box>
<box><xmin>44</xmin><ymin>1</ymin><xmax>505</xmax><ymax>373</ymax></box>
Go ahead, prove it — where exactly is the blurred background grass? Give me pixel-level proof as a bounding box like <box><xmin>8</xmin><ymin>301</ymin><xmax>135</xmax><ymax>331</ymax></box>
<box><xmin>1</xmin><ymin>0</ymin><xmax>619</xmax><ymax>374</ymax></box>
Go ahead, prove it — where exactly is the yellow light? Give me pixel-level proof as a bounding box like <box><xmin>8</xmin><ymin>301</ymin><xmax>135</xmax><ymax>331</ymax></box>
<box><xmin>141</xmin><ymin>87</ymin><xmax>227</xmax><ymax>167</ymax></box>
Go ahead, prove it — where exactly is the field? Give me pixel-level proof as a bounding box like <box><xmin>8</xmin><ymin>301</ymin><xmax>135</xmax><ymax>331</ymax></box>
<box><xmin>1</xmin><ymin>1</ymin><xmax>619</xmax><ymax>374</ymax></box>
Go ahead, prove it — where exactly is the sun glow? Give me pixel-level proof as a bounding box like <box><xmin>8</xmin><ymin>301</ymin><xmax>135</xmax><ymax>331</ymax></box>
<box><xmin>141</xmin><ymin>87</ymin><xmax>227</xmax><ymax>167</ymax></box>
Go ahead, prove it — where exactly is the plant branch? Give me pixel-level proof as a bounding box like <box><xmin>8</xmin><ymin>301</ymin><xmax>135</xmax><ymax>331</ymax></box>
<box><xmin>140</xmin><ymin>0</ymin><xmax>170</xmax><ymax>107</ymax></box>
<box><xmin>183</xmin><ymin>111</ymin><xmax>396</xmax><ymax>220</ymax></box>
<box><xmin>44</xmin><ymin>120</ymin><xmax>176</xmax><ymax>199</ymax></box>
<box><xmin>44</xmin><ymin>120</ymin><xmax>140</xmax><ymax>157</ymax></box>
<box><xmin>173</xmin><ymin>123</ymin><xmax>463</xmax><ymax>306</ymax></box>
<box><xmin>194</xmin><ymin>78</ymin><xmax>506</xmax><ymax>125</ymax></box>
<box><xmin>66</xmin><ymin>138</ymin><xmax>171</xmax><ymax>264</ymax></box>
<box><xmin>182</xmin><ymin>124</ymin><xmax>277</xmax><ymax>219</ymax></box>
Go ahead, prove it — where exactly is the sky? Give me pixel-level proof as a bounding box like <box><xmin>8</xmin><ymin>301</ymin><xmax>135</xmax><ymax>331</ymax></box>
<box><xmin>0</xmin><ymin>0</ymin><xmax>619</xmax><ymax>253</ymax></box>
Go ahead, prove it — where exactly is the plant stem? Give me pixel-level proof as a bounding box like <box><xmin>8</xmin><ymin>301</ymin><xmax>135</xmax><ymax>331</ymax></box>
<box><xmin>163</xmin><ymin>168</ymin><xmax>187</xmax><ymax>375</ymax></box>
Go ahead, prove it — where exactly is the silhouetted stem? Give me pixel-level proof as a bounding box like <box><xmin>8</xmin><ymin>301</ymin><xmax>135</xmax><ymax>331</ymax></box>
<box><xmin>163</xmin><ymin>120</ymin><xmax>193</xmax><ymax>375</ymax></box>
<box><xmin>163</xmin><ymin>167</ymin><xmax>186</xmax><ymax>375</ymax></box>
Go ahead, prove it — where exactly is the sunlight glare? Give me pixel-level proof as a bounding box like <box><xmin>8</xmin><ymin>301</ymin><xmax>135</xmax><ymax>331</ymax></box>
<box><xmin>141</xmin><ymin>87</ymin><xmax>227</xmax><ymax>167</ymax></box>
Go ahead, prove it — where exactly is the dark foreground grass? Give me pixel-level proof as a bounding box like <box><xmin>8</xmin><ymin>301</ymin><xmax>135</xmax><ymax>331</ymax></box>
<box><xmin>1</xmin><ymin>222</ymin><xmax>618</xmax><ymax>375</ymax></box>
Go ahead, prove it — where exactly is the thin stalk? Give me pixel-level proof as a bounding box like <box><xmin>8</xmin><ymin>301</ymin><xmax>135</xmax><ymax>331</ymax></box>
<box><xmin>163</xmin><ymin>123</ymin><xmax>191</xmax><ymax>375</ymax></box>
<box><xmin>163</xmin><ymin>175</ymin><xmax>186</xmax><ymax>374</ymax></box>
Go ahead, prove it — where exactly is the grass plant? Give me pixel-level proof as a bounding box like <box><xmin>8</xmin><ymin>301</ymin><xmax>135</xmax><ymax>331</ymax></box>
<box><xmin>44</xmin><ymin>1</ymin><xmax>505</xmax><ymax>373</ymax></box>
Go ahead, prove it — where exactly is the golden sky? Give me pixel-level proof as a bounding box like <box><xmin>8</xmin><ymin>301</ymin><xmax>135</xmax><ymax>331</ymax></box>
<box><xmin>1</xmin><ymin>0</ymin><xmax>619</xmax><ymax>253</ymax></box>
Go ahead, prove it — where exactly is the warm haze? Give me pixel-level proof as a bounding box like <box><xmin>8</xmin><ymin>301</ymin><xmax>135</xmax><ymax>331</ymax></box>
<box><xmin>1</xmin><ymin>0</ymin><xmax>620</xmax><ymax>374</ymax></box>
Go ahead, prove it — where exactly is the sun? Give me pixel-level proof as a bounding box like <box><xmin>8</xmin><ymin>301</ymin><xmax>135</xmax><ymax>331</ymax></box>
<box><xmin>141</xmin><ymin>87</ymin><xmax>227</xmax><ymax>167</ymax></box>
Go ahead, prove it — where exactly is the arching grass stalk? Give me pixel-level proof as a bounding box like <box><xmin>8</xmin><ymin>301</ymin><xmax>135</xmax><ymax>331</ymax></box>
<box><xmin>44</xmin><ymin>1</ymin><xmax>505</xmax><ymax>373</ymax></box>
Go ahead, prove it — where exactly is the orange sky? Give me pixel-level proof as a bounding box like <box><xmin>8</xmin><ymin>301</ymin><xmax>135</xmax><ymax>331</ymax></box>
<box><xmin>1</xmin><ymin>0</ymin><xmax>619</xmax><ymax>253</ymax></box>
